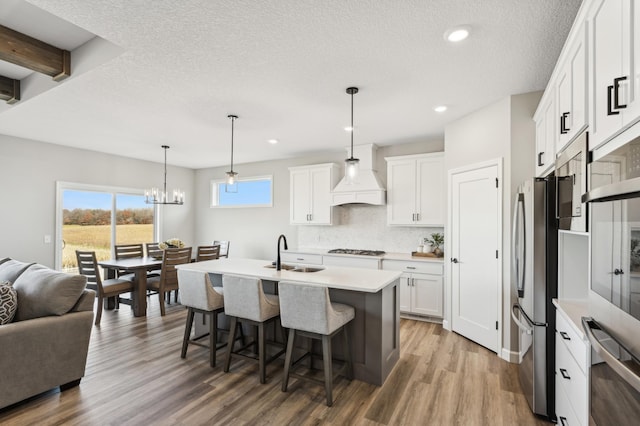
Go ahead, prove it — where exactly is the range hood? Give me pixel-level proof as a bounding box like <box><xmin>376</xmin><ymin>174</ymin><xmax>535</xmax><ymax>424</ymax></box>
<box><xmin>331</xmin><ymin>144</ymin><xmax>386</xmax><ymax>206</ymax></box>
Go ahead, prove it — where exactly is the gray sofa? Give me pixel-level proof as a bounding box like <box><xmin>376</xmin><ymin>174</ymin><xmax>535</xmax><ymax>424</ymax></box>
<box><xmin>0</xmin><ymin>258</ymin><xmax>95</xmax><ymax>410</ymax></box>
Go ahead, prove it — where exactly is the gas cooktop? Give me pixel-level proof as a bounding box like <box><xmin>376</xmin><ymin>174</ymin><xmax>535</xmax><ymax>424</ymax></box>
<box><xmin>327</xmin><ymin>249</ymin><xmax>386</xmax><ymax>256</ymax></box>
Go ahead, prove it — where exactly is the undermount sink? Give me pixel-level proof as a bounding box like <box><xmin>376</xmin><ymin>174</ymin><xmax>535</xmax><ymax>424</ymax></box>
<box><xmin>263</xmin><ymin>264</ymin><xmax>324</xmax><ymax>273</ymax></box>
<box><xmin>291</xmin><ymin>266</ymin><xmax>324</xmax><ymax>273</ymax></box>
<box><xmin>264</xmin><ymin>264</ymin><xmax>295</xmax><ymax>270</ymax></box>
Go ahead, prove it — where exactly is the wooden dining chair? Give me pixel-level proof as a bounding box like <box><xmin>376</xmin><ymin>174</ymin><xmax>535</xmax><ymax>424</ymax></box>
<box><xmin>146</xmin><ymin>247</ymin><xmax>192</xmax><ymax>316</ymax></box>
<box><xmin>146</xmin><ymin>242</ymin><xmax>163</xmax><ymax>259</ymax></box>
<box><xmin>76</xmin><ymin>250</ymin><xmax>134</xmax><ymax>326</ymax></box>
<box><xmin>114</xmin><ymin>243</ymin><xmax>145</xmax><ymax>281</ymax></box>
<box><xmin>197</xmin><ymin>245</ymin><xmax>220</xmax><ymax>262</ymax></box>
<box><xmin>213</xmin><ymin>240</ymin><xmax>230</xmax><ymax>258</ymax></box>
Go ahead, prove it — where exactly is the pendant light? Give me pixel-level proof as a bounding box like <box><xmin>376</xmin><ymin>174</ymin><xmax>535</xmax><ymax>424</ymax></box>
<box><xmin>145</xmin><ymin>145</ymin><xmax>184</xmax><ymax>205</ymax></box>
<box><xmin>225</xmin><ymin>114</ymin><xmax>239</xmax><ymax>193</ymax></box>
<box><xmin>345</xmin><ymin>87</ymin><xmax>359</xmax><ymax>184</ymax></box>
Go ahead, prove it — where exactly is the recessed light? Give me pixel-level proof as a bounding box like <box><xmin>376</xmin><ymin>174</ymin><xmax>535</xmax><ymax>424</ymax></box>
<box><xmin>434</xmin><ymin>105</ymin><xmax>447</xmax><ymax>113</ymax></box>
<box><xmin>268</xmin><ymin>139</ymin><xmax>278</xmax><ymax>144</ymax></box>
<box><xmin>444</xmin><ymin>26</ymin><xmax>470</xmax><ymax>43</ymax></box>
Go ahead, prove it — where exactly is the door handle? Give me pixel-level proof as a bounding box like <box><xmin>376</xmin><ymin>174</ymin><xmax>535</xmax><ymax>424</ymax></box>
<box><xmin>559</xmin><ymin>368</ymin><xmax>571</xmax><ymax>380</ymax></box>
<box><xmin>614</xmin><ymin>76</ymin><xmax>628</xmax><ymax>110</ymax></box>
<box><xmin>559</xmin><ymin>331</ymin><xmax>571</xmax><ymax>341</ymax></box>
<box><xmin>608</xmin><ymin>84</ymin><xmax>620</xmax><ymax>116</ymax></box>
<box><xmin>451</xmin><ymin>258</ymin><xmax>458</xmax><ymax>263</ymax></box>
<box><xmin>560</xmin><ymin>112</ymin><xmax>570</xmax><ymax>134</ymax></box>
<box><xmin>537</xmin><ymin>152</ymin><xmax>544</xmax><ymax>167</ymax></box>
<box><xmin>614</xmin><ymin>268</ymin><xmax>624</xmax><ymax>275</ymax></box>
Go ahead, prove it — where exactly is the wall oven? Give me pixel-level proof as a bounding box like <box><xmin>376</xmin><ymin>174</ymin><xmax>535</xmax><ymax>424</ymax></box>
<box><xmin>582</xmin><ymin>318</ymin><xmax>640</xmax><ymax>425</ymax></box>
<box><xmin>556</xmin><ymin>131</ymin><xmax>588</xmax><ymax>232</ymax></box>
<box><xmin>584</xmin><ymin>136</ymin><xmax>640</xmax><ymax>318</ymax></box>
<box><xmin>584</xmin><ymin>134</ymin><xmax>640</xmax><ymax>425</ymax></box>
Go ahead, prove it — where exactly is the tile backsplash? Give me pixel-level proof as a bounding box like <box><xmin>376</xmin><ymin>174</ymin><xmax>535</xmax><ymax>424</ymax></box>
<box><xmin>296</xmin><ymin>205</ymin><xmax>444</xmax><ymax>254</ymax></box>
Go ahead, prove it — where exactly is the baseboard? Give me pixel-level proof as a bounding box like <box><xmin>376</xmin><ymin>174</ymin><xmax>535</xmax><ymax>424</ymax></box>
<box><xmin>501</xmin><ymin>347</ymin><xmax>520</xmax><ymax>363</ymax></box>
<box><xmin>442</xmin><ymin>319</ymin><xmax>450</xmax><ymax>331</ymax></box>
<box><xmin>400</xmin><ymin>313</ymin><xmax>442</xmax><ymax>324</ymax></box>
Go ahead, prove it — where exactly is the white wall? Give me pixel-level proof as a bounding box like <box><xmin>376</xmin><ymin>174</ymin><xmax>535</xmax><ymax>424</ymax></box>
<box><xmin>444</xmin><ymin>91</ymin><xmax>541</xmax><ymax>359</ymax></box>
<box><xmin>0</xmin><ymin>134</ymin><xmax>195</xmax><ymax>267</ymax></box>
<box><xmin>194</xmin><ymin>140</ymin><xmax>444</xmax><ymax>261</ymax></box>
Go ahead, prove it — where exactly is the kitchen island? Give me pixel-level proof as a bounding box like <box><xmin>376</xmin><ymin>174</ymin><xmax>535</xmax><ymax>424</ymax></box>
<box><xmin>176</xmin><ymin>258</ymin><xmax>402</xmax><ymax>386</ymax></box>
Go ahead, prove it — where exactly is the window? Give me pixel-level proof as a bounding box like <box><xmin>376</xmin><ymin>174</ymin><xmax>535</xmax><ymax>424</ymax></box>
<box><xmin>56</xmin><ymin>182</ymin><xmax>157</xmax><ymax>272</ymax></box>
<box><xmin>210</xmin><ymin>175</ymin><xmax>273</xmax><ymax>208</ymax></box>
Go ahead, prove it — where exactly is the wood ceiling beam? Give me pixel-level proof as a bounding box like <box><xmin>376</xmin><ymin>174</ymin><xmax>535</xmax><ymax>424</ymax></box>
<box><xmin>0</xmin><ymin>75</ymin><xmax>20</xmax><ymax>104</ymax></box>
<box><xmin>0</xmin><ymin>24</ymin><xmax>70</xmax><ymax>81</ymax></box>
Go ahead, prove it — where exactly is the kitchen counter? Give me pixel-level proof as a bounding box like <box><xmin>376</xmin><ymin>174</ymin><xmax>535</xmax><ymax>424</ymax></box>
<box><xmin>286</xmin><ymin>248</ymin><xmax>445</xmax><ymax>263</ymax></box>
<box><xmin>177</xmin><ymin>257</ymin><xmax>401</xmax><ymax>292</ymax></box>
<box><xmin>553</xmin><ymin>298</ymin><xmax>589</xmax><ymax>340</ymax></box>
<box><xmin>177</xmin><ymin>258</ymin><xmax>402</xmax><ymax>386</ymax></box>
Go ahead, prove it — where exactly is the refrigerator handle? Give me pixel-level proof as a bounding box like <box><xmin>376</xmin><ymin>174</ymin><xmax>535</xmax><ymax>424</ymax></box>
<box><xmin>513</xmin><ymin>303</ymin><xmax>547</xmax><ymax>328</ymax></box>
<box><xmin>511</xmin><ymin>304</ymin><xmax>533</xmax><ymax>335</ymax></box>
<box><xmin>511</xmin><ymin>192</ymin><xmax>526</xmax><ymax>298</ymax></box>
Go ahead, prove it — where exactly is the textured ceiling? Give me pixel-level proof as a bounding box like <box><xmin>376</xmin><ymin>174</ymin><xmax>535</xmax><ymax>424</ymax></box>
<box><xmin>0</xmin><ymin>0</ymin><xmax>582</xmax><ymax>169</ymax></box>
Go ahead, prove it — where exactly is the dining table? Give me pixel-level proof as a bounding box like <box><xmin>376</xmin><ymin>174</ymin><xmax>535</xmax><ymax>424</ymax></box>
<box><xmin>98</xmin><ymin>257</ymin><xmax>163</xmax><ymax>317</ymax></box>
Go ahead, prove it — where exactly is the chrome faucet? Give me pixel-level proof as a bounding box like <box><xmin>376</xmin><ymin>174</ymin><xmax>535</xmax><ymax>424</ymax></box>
<box><xmin>276</xmin><ymin>234</ymin><xmax>288</xmax><ymax>271</ymax></box>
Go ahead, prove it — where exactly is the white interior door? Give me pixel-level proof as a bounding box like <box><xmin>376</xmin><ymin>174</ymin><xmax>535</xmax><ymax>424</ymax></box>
<box><xmin>450</xmin><ymin>162</ymin><xmax>500</xmax><ymax>353</ymax></box>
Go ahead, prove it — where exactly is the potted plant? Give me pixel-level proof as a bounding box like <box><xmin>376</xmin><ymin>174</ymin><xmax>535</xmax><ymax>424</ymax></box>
<box><xmin>426</xmin><ymin>233</ymin><xmax>444</xmax><ymax>257</ymax></box>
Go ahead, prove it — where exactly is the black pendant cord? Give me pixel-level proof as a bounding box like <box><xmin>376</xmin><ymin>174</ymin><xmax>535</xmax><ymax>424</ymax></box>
<box><xmin>228</xmin><ymin>115</ymin><xmax>237</xmax><ymax>174</ymax></box>
<box><xmin>346</xmin><ymin>87</ymin><xmax>359</xmax><ymax>162</ymax></box>
<box><xmin>350</xmin><ymin>91</ymin><xmax>354</xmax><ymax>159</ymax></box>
<box><xmin>230</xmin><ymin>117</ymin><xmax>234</xmax><ymax>172</ymax></box>
<box><xmin>162</xmin><ymin>145</ymin><xmax>169</xmax><ymax>195</ymax></box>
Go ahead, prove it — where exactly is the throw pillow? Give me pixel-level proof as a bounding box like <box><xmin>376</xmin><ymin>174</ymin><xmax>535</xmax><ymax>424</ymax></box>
<box><xmin>0</xmin><ymin>259</ymin><xmax>35</xmax><ymax>283</ymax></box>
<box><xmin>0</xmin><ymin>281</ymin><xmax>17</xmax><ymax>324</ymax></box>
<box><xmin>12</xmin><ymin>264</ymin><xmax>87</xmax><ymax>321</ymax></box>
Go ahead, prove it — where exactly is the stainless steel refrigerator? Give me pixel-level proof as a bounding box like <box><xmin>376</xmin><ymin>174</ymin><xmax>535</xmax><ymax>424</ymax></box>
<box><xmin>511</xmin><ymin>176</ymin><xmax>558</xmax><ymax>420</ymax></box>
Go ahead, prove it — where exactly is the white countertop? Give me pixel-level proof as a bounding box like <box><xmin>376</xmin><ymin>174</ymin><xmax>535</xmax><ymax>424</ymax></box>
<box><xmin>177</xmin><ymin>258</ymin><xmax>402</xmax><ymax>293</ymax></box>
<box><xmin>553</xmin><ymin>298</ymin><xmax>589</xmax><ymax>340</ymax></box>
<box><xmin>286</xmin><ymin>248</ymin><xmax>445</xmax><ymax>263</ymax></box>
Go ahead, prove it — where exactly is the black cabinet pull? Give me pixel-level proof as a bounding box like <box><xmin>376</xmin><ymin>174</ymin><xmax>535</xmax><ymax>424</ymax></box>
<box><xmin>560</xmin><ymin>331</ymin><xmax>571</xmax><ymax>340</ymax></box>
<box><xmin>560</xmin><ymin>112</ymin><xmax>570</xmax><ymax>134</ymax></box>
<box><xmin>537</xmin><ymin>152</ymin><xmax>544</xmax><ymax>167</ymax></box>
<box><xmin>560</xmin><ymin>368</ymin><xmax>571</xmax><ymax>380</ymax></box>
<box><xmin>614</xmin><ymin>76</ymin><xmax>628</xmax><ymax>109</ymax></box>
<box><xmin>614</xmin><ymin>268</ymin><xmax>624</xmax><ymax>275</ymax></box>
<box><xmin>559</xmin><ymin>416</ymin><xmax>568</xmax><ymax>426</ymax></box>
<box><xmin>608</xmin><ymin>85</ymin><xmax>620</xmax><ymax>116</ymax></box>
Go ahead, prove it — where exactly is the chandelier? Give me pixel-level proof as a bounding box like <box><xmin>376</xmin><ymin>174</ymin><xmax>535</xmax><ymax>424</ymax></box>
<box><xmin>145</xmin><ymin>145</ymin><xmax>184</xmax><ymax>205</ymax></box>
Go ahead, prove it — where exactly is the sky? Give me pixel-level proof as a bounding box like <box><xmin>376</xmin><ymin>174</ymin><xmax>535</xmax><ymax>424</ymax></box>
<box><xmin>63</xmin><ymin>190</ymin><xmax>149</xmax><ymax>210</ymax></box>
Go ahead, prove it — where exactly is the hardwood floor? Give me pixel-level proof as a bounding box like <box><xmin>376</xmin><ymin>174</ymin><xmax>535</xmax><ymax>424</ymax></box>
<box><xmin>0</xmin><ymin>298</ymin><xmax>550</xmax><ymax>425</ymax></box>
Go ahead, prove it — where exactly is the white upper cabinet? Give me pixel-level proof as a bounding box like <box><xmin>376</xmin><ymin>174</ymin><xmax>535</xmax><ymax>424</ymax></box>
<box><xmin>557</xmin><ymin>20</ymin><xmax>588</xmax><ymax>153</ymax></box>
<box><xmin>385</xmin><ymin>152</ymin><xmax>445</xmax><ymax>226</ymax></box>
<box><xmin>535</xmin><ymin>92</ymin><xmax>557</xmax><ymax>177</ymax></box>
<box><xmin>289</xmin><ymin>163</ymin><xmax>338</xmax><ymax>225</ymax></box>
<box><xmin>588</xmin><ymin>0</ymin><xmax>640</xmax><ymax>150</ymax></box>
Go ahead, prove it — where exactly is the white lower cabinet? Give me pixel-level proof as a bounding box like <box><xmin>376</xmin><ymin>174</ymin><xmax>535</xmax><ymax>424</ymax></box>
<box><xmin>383</xmin><ymin>260</ymin><xmax>443</xmax><ymax>319</ymax></box>
<box><xmin>555</xmin><ymin>309</ymin><xmax>589</xmax><ymax>426</ymax></box>
<box><xmin>321</xmin><ymin>255</ymin><xmax>381</xmax><ymax>269</ymax></box>
<box><xmin>280</xmin><ymin>252</ymin><xmax>323</xmax><ymax>265</ymax></box>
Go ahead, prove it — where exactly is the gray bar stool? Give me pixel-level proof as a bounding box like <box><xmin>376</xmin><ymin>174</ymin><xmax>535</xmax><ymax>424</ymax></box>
<box><xmin>222</xmin><ymin>274</ymin><xmax>286</xmax><ymax>383</ymax></box>
<box><xmin>278</xmin><ymin>281</ymin><xmax>354</xmax><ymax>406</ymax></box>
<box><xmin>178</xmin><ymin>269</ymin><xmax>241</xmax><ymax>367</ymax></box>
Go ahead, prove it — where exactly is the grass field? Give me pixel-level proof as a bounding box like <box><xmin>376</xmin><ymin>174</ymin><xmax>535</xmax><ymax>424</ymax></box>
<box><xmin>62</xmin><ymin>224</ymin><xmax>153</xmax><ymax>271</ymax></box>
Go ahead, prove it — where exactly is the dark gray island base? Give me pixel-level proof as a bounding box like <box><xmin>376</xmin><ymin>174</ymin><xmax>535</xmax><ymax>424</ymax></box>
<box><xmin>180</xmin><ymin>258</ymin><xmax>401</xmax><ymax>386</ymax></box>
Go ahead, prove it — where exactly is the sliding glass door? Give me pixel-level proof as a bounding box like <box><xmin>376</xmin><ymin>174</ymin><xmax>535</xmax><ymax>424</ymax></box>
<box><xmin>56</xmin><ymin>183</ymin><xmax>156</xmax><ymax>272</ymax></box>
